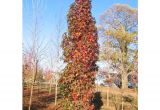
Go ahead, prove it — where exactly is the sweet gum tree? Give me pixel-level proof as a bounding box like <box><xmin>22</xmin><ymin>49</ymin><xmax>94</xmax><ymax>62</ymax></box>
<box><xmin>59</xmin><ymin>0</ymin><xmax>99</xmax><ymax>109</ymax></box>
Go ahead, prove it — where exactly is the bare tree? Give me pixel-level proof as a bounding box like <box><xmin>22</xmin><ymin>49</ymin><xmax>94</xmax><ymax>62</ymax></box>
<box><xmin>23</xmin><ymin>0</ymin><xmax>48</xmax><ymax>110</ymax></box>
<box><xmin>46</xmin><ymin>11</ymin><xmax>65</xmax><ymax>105</ymax></box>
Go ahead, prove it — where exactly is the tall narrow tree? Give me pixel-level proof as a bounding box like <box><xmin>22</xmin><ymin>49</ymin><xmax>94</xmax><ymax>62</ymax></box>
<box><xmin>59</xmin><ymin>0</ymin><xmax>99</xmax><ymax>109</ymax></box>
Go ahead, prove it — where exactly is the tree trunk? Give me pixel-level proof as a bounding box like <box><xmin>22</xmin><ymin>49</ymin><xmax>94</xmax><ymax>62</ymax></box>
<box><xmin>121</xmin><ymin>72</ymin><xmax>128</xmax><ymax>89</ymax></box>
<box><xmin>28</xmin><ymin>61</ymin><xmax>38</xmax><ymax>110</ymax></box>
<box><xmin>121</xmin><ymin>90</ymin><xmax>124</xmax><ymax>110</ymax></box>
<box><xmin>28</xmin><ymin>82</ymin><xmax>34</xmax><ymax>110</ymax></box>
<box><xmin>121</xmin><ymin>60</ymin><xmax>128</xmax><ymax>89</ymax></box>
<box><xmin>49</xmin><ymin>79</ymin><xmax>52</xmax><ymax>94</ymax></box>
<box><xmin>107</xmin><ymin>88</ymin><xmax>109</xmax><ymax>107</ymax></box>
<box><xmin>121</xmin><ymin>96</ymin><xmax>124</xmax><ymax>110</ymax></box>
<box><xmin>55</xmin><ymin>81</ymin><xmax>57</xmax><ymax>105</ymax></box>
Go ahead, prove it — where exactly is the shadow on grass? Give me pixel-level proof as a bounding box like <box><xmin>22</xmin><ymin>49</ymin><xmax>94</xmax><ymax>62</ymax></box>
<box><xmin>93</xmin><ymin>92</ymin><xmax>103</xmax><ymax>110</ymax></box>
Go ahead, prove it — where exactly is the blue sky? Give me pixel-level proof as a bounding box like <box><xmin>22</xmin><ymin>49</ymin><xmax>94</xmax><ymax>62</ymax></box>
<box><xmin>23</xmin><ymin>0</ymin><xmax>137</xmax><ymax>42</ymax></box>
<box><xmin>23</xmin><ymin>0</ymin><xmax>137</xmax><ymax>69</ymax></box>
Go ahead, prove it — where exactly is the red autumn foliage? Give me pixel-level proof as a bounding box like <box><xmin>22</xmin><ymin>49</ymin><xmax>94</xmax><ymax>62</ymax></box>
<box><xmin>59</xmin><ymin>0</ymin><xmax>99</xmax><ymax>109</ymax></box>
